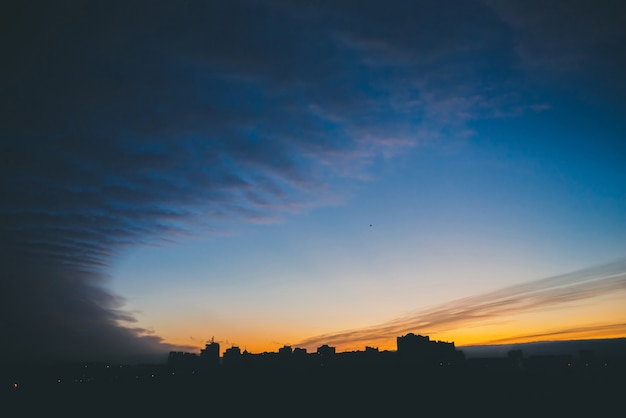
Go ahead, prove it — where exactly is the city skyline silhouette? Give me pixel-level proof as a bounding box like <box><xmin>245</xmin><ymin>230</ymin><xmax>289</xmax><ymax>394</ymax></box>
<box><xmin>4</xmin><ymin>331</ymin><xmax>624</xmax><ymax>415</ymax></box>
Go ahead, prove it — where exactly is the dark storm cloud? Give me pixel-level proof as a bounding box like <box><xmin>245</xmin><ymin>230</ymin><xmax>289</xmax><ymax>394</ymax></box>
<box><xmin>2</xmin><ymin>1</ymin><xmax>622</xmax><ymax>363</ymax></box>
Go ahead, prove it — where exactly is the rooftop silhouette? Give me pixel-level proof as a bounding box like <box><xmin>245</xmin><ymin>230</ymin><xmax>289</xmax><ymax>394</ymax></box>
<box><xmin>167</xmin><ymin>333</ymin><xmax>466</xmax><ymax>370</ymax></box>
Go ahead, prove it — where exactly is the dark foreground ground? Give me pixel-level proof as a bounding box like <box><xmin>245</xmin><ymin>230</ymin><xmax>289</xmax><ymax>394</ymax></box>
<box><xmin>3</xmin><ymin>361</ymin><xmax>624</xmax><ymax>417</ymax></box>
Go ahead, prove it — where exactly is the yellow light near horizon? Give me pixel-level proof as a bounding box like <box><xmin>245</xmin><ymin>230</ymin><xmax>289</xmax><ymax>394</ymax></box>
<box><xmin>434</xmin><ymin>291</ymin><xmax>626</xmax><ymax>347</ymax></box>
<box><xmin>160</xmin><ymin>285</ymin><xmax>626</xmax><ymax>354</ymax></box>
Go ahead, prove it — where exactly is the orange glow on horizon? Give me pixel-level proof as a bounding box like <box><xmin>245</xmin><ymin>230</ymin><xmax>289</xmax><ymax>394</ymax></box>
<box><xmin>162</xmin><ymin>323</ymin><xmax>626</xmax><ymax>356</ymax></box>
<box><xmin>160</xmin><ymin>272</ymin><xmax>626</xmax><ymax>355</ymax></box>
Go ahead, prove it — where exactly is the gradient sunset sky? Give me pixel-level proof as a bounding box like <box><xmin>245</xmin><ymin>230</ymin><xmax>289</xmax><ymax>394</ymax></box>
<box><xmin>2</xmin><ymin>0</ymin><xmax>626</xmax><ymax>364</ymax></box>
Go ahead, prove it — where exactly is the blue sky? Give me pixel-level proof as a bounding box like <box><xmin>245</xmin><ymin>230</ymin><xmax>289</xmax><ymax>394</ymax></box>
<box><xmin>1</xmin><ymin>0</ymin><xmax>625</xmax><ymax>363</ymax></box>
<box><xmin>110</xmin><ymin>90</ymin><xmax>626</xmax><ymax>352</ymax></box>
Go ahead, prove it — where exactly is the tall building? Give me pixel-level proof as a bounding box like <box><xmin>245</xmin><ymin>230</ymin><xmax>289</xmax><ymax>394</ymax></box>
<box><xmin>396</xmin><ymin>333</ymin><xmax>460</xmax><ymax>365</ymax></box>
<box><xmin>223</xmin><ymin>346</ymin><xmax>242</xmax><ymax>366</ymax></box>
<box><xmin>200</xmin><ymin>338</ymin><xmax>220</xmax><ymax>367</ymax></box>
<box><xmin>397</xmin><ymin>333</ymin><xmax>431</xmax><ymax>353</ymax></box>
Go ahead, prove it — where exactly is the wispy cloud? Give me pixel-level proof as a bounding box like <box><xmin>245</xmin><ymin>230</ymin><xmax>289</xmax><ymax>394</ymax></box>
<box><xmin>296</xmin><ymin>259</ymin><xmax>626</xmax><ymax>351</ymax></box>
<box><xmin>480</xmin><ymin>322</ymin><xmax>626</xmax><ymax>345</ymax></box>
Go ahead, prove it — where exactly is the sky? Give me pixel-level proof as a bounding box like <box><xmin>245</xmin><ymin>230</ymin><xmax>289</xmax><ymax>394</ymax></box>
<box><xmin>1</xmin><ymin>0</ymin><xmax>626</xmax><ymax>365</ymax></box>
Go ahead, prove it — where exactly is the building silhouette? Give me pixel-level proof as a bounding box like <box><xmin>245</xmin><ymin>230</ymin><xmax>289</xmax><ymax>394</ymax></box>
<box><xmin>200</xmin><ymin>338</ymin><xmax>220</xmax><ymax>367</ymax></box>
<box><xmin>317</xmin><ymin>344</ymin><xmax>336</xmax><ymax>356</ymax></box>
<box><xmin>223</xmin><ymin>346</ymin><xmax>242</xmax><ymax>367</ymax></box>
<box><xmin>396</xmin><ymin>333</ymin><xmax>462</xmax><ymax>365</ymax></box>
<box><xmin>166</xmin><ymin>333</ymin><xmax>471</xmax><ymax>370</ymax></box>
<box><xmin>278</xmin><ymin>345</ymin><xmax>293</xmax><ymax>356</ymax></box>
